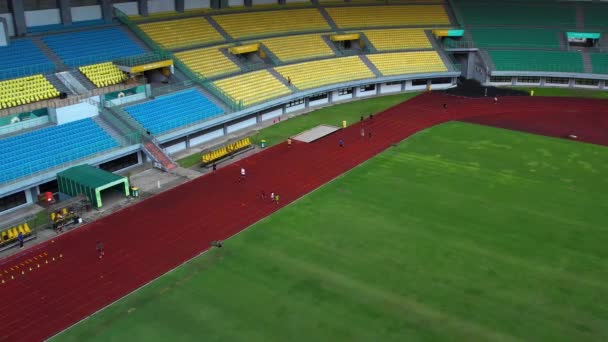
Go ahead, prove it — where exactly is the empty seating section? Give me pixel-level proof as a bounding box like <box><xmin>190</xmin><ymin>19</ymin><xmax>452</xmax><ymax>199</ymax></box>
<box><xmin>0</xmin><ymin>75</ymin><xmax>59</xmax><ymax>109</ymax></box>
<box><xmin>0</xmin><ymin>223</ymin><xmax>32</xmax><ymax>246</ymax></box>
<box><xmin>213</xmin><ymin>70</ymin><xmax>291</xmax><ymax>107</ymax></box>
<box><xmin>364</xmin><ymin>29</ymin><xmax>431</xmax><ymax>51</ymax></box>
<box><xmin>470</xmin><ymin>28</ymin><xmax>560</xmax><ymax>49</ymax></box>
<box><xmin>124</xmin><ymin>89</ymin><xmax>224</xmax><ymax>135</ymax></box>
<box><xmin>139</xmin><ymin>18</ymin><xmax>224</xmax><ymax>50</ymax></box>
<box><xmin>175</xmin><ymin>46</ymin><xmax>240</xmax><ymax>78</ymax></box>
<box><xmin>0</xmin><ymin>39</ymin><xmax>54</xmax><ymax>79</ymax></box>
<box><xmin>202</xmin><ymin>137</ymin><xmax>252</xmax><ymax>164</ymax></box>
<box><xmin>326</xmin><ymin>5</ymin><xmax>450</xmax><ymax>28</ymax></box>
<box><xmin>43</xmin><ymin>27</ymin><xmax>145</xmax><ymax>66</ymax></box>
<box><xmin>261</xmin><ymin>34</ymin><xmax>334</xmax><ymax>62</ymax></box>
<box><xmin>590</xmin><ymin>54</ymin><xmax>608</xmax><ymax>74</ymax></box>
<box><xmin>0</xmin><ymin>119</ymin><xmax>118</xmax><ymax>183</ymax></box>
<box><xmin>79</xmin><ymin>62</ymin><xmax>127</xmax><ymax>87</ymax></box>
<box><xmin>583</xmin><ymin>4</ymin><xmax>608</xmax><ymax>29</ymax></box>
<box><xmin>368</xmin><ymin>51</ymin><xmax>447</xmax><ymax>76</ymax></box>
<box><xmin>212</xmin><ymin>9</ymin><xmax>331</xmax><ymax>39</ymax></box>
<box><xmin>489</xmin><ymin>50</ymin><xmax>584</xmax><ymax>73</ymax></box>
<box><xmin>275</xmin><ymin>56</ymin><xmax>375</xmax><ymax>90</ymax></box>
<box><xmin>454</xmin><ymin>1</ymin><xmax>575</xmax><ymax>26</ymax></box>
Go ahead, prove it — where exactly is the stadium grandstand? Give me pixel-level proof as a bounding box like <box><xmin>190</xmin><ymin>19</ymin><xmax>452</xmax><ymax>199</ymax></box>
<box><xmin>0</xmin><ymin>1</ymin><xmax>607</xmax><ymax>341</ymax></box>
<box><xmin>0</xmin><ymin>0</ymin><xmax>605</xmax><ymax>260</ymax></box>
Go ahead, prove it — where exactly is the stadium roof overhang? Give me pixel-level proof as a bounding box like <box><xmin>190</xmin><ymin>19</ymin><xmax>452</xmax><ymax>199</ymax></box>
<box><xmin>57</xmin><ymin>165</ymin><xmax>130</xmax><ymax>208</ymax></box>
<box><xmin>566</xmin><ymin>32</ymin><xmax>601</xmax><ymax>40</ymax></box>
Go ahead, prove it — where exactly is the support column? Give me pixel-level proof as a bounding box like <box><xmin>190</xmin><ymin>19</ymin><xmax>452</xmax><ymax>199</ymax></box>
<box><xmin>100</xmin><ymin>0</ymin><xmax>114</xmax><ymax>23</ymax></box>
<box><xmin>8</xmin><ymin>0</ymin><xmax>26</xmax><ymax>36</ymax></box>
<box><xmin>138</xmin><ymin>0</ymin><xmax>149</xmax><ymax>16</ymax></box>
<box><xmin>59</xmin><ymin>0</ymin><xmax>72</xmax><ymax>25</ymax></box>
<box><xmin>244</xmin><ymin>0</ymin><xmax>253</xmax><ymax>7</ymax></box>
<box><xmin>211</xmin><ymin>0</ymin><xmax>221</xmax><ymax>10</ymax></box>
<box><xmin>176</xmin><ymin>0</ymin><xmax>185</xmax><ymax>12</ymax></box>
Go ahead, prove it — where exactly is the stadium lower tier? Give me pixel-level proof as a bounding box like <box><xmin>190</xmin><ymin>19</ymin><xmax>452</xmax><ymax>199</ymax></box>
<box><xmin>123</xmin><ymin>89</ymin><xmax>225</xmax><ymax>135</ymax></box>
<box><xmin>0</xmin><ymin>118</ymin><xmax>118</xmax><ymax>183</ymax></box>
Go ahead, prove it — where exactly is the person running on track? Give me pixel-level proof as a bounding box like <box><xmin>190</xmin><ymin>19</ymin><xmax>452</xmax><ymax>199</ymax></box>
<box><xmin>96</xmin><ymin>241</ymin><xmax>104</xmax><ymax>259</ymax></box>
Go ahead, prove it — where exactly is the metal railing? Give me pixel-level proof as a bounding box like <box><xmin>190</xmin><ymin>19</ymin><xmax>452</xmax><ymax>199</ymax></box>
<box><xmin>492</xmin><ymin>64</ymin><xmax>608</xmax><ymax>74</ymax></box>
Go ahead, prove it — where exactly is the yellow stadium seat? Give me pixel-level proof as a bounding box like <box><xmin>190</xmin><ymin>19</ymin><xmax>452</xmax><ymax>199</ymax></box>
<box><xmin>139</xmin><ymin>17</ymin><xmax>224</xmax><ymax>49</ymax></box>
<box><xmin>24</xmin><ymin>223</ymin><xmax>31</xmax><ymax>234</ymax></box>
<box><xmin>367</xmin><ymin>51</ymin><xmax>447</xmax><ymax>76</ymax></box>
<box><xmin>213</xmin><ymin>70</ymin><xmax>291</xmax><ymax>107</ymax></box>
<box><xmin>326</xmin><ymin>5</ymin><xmax>450</xmax><ymax>28</ymax></box>
<box><xmin>275</xmin><ymin>56</ymin><xmax>374</xmax><ymax>90</ymax></box>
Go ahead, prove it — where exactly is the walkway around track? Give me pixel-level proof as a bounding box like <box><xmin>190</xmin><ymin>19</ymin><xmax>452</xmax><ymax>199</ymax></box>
<box><xmin>1</xmin><ymin>93</ymin><xmax>607</xmax><ymax>341</ymax></box>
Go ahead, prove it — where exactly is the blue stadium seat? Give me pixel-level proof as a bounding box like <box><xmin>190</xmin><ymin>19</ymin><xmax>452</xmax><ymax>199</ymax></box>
<box><xmin>27</xmin><ymin>19</ymin><xmax>107</xmax><ymax>34</ymax></box>
<box><xmin>0</xmin><ymin>39</ymin><xmax>55</xmax><ymax>79</ymax></box>
<box><xmin>124</xmin><ymin>89</ymin><xmax>225</xmax><ymax>135</ymax></box>
<box><xmin>42</xmin><ymin>27</ymin><xmax>145</xmax><ymax>66</ymax></box>
<box><xmin>0</xmin><ymin>118</ymin><xmax>118</xmax><ymax>183</ymax></box>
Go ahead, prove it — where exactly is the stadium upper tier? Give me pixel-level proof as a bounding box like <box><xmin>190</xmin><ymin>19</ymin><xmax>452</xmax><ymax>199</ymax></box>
<box><xmin>469</xmin><ymin>28</ymin><xmax>561</xmax><ymax>49</ymax></box>
<box><xmin>489</xmin><ymin>50</ymin><xmax>584</xmax><ymax>73</ymax></box>
<box><xmin>212</xmin><ymin>9</ymin><xmax>331</xmax><ymax>39</ymax></box>
<box><xmin>368</xmin><ymin>51</ymin><xmax>448</xmax><ymax>76</ymax></box>
<box><xmin>326</xmin><ymin>5</ymin><xmax>450</xmax><ymax>28</ymax></box>
<box><xmin>123</xmin><ymin>89</ymin><xmax>224</xmax><ymax>135</ymax></box>
<box><xmin>79</xmin><ymin>62</ymin><xmax>127</xmax><ymax>88</ymax></box>
<box><xmin>0</xmin><ymin>118</ymin><xmax>118</xmax><ymax>183</ymax></box>
<box><xmin>175</xmin><ymin>45</ymin><xmax>240</xmax><ymax>79</ymax></box>
<box><xmin>213</xmin><ymin>70</ymin><xmax>291</xmax><ymax>107</ymax></box>
<box><xmin>259</xmin><ymin>34</ymin><xmax>335</xmax><ymax>62</ymax></box>
<box><xmin>0</xmin><ymin>75</ymin><xmax>59</xmax><ymax>109</ymax></box>
<box><xmin>138</xmin><ymin>18</ymin><xmax>224</xmax><ymax>50</ymax></box>
<box><xmin>454</xmin><ymin>1</ymin><xmax>576</xmax><ymax>27</ymax></box>
<box><xmin>0</xmin><ymin>39</ymin><xmax>54</xmax><ymax>79</ymax></box>
<box><xmin>42</xmin><ymin>27</ymin><xmax>145</xmax><ymax>66</ymax></box>
<box><xmin>364</xmin><ymin>28</ymin><xmax>432</xmax><ymax>51</ymax></box>
<box><xmin>275</xmin><ymin>56</ymin><xmax>375</xmax><ymax>90</ymax></box>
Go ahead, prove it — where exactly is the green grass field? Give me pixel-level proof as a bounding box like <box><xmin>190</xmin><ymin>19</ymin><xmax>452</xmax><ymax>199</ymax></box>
<box><xmin>56</xmin><ymin>122</ymin><xmax>608</xmax><ymax>341</ymax></box>
<box><xmin>176</xmin><ymin>93</ymin><xmax>419</xmax><ymax>168</ymax></box>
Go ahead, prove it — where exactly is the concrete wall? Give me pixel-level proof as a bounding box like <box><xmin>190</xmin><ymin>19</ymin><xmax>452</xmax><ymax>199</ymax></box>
<box><xmin>113</xmin><ymin>2</ymin><xmax>139</xmax><ymax>15</ymax></box>
<box><xmin>0</xmin><ymin>14</ymin><xmax>14</xmax><ymax>37</ymax></box>
<box><xmin>190</xmin><ymin>128</ymin><xmax>224</xmax><ymax>146</ymax></box>
<box><xmin>355</xmin><ymin>85</ymin><xmax>376</xmax><ymax>98</ymax></box>
<box><xmin>106</xmin><ymin>93</ymin><xmax>147</xmax><ymax>107</ymax></box>
<box><xmin>25</xmin><ymin>9</ymin><xmax>61</xmax><ymax>27</ymax></box>
<box><xmin>148</xmin><ymin>0</ymin><xmax>176</xmax><ymax>13</ymax></box>
<box><xmin>164</xmin><ymin>141</ymin><xmax>187</xmax><ymax>154</ymax></box>
<box><xmin>229</xmin><ymin>0</ymin><xmax>245</xmax><ymax>6</ymax></box>
<box><xmin>71</xmin><ymin>5</ymin><xmax>102</xmax><ymax>22</ymax></box>
<box><xmin>309</xmin><ymin>96</ymin><xmax>329</xmax><ymax>107</ymax></box>
<box><xmin>185</xmin><ymin>0</ymin><xmax>211</xmax><ymax>9</ymax></box>
<box><xmin>380</xmin><ymin>82</ymin><xmax>402</xmax><ymax>94</ymax></box>
<box><xmin>54</xmin><ymin>99</ymin><xmax>100</xmax><ymax>125</ymax></box>
<box><xmin>227</xmin><ymin>116</ymin><xmax>256</xmax><ymax>133</ymax></box>
<box><xmin>253</xmin><ymin>0</ymin><xmax>277</xmax><ymax>4</ymax></box>
<box><xmin>332</xmin><ymin>89</ymin><xmax>353</xmax><ymax>101</ymax></box>
<box><xmin>260</xmin><ymin>108</ymin><xmax>282</xmax><ymax>121</ymax></box>
<box><xmin>0</xmin><ymin>116</ymin><xmax>50</xmax><ymax>136</ymax></box>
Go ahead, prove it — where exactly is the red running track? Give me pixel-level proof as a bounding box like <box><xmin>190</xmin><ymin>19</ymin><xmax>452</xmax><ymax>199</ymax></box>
<box><xmin>1</xmin><ymin>93</ymin><xmax>607</xmax><ymax>341</ymax></box>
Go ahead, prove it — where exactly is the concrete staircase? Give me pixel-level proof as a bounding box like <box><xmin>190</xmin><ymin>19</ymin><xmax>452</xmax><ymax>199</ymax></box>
<box><xmin>31</xmin><ymin>36</ymin><xmax>66</xmax><ymax>70</ymax></box>
<box><xmin>69</xmin><ymin>69</ymin><xmax>97</xmax><ymax>91</ymax></box>
<box><xmin>268</xmin><ymin>68</ymin><xmax>299</xmax><ymax>91</ymax></box>
<box><xmin>143</xmin><ymin>141</ymin><xmax>177</xmax><ymax>171</ymax></box>
<box><xmin>92</xmin><ymin>115</ymin><xmax>130</xmax><ymax>146</ymax></box>
<box><xmin>56</xmin><ymin>71</ymin><xmax>89</xmax><ymax>95</ymax></box>
<box><xmin>358</xmin><ymin>55</ymin><xmax>382</xmax><ymax>77</ymax></box>
<box><xmin>45</xmin><ymin>73</ymin><xmax>72</xmax><ymax>95</ymax></box>
<box><xmin>318</xmin><ymin>7</ymin><xmax>339</xmax><ymax>31</ymax></box>
<box><xmin>321</xmin><ymin>35</ymin><xmax>340</xmax><ymax>55</ymax></box>
<box><xmin>206</xmin><ymin>16</ymin><xmax>234</xmax><ymax>42</ymax></box>
<box><xmin>575</xmin><ymin>5</ymin><xmax>585</xmax><ymax>31</ymax></box>
<box><xmin>581</xmin><ymin>51</ymin><xmax>593</xmax><ymax>73</ymax></box>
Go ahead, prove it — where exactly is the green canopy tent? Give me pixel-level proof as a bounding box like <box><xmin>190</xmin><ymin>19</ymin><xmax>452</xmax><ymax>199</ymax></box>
<box><xmin>57</xmin><ymin>165</ymin><xmax>130</xmax><ymax>209</ymax></box>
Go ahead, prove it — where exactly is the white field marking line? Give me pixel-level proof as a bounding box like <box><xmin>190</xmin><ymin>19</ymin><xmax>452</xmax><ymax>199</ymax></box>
<box><xmin>47</xmin><ymin>131</ymin><xmax>408</xmax><ymax>341</ymax></box>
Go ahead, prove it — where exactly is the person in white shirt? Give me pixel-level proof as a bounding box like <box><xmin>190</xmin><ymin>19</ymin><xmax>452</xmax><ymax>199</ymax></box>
<box><xmin>240</xmin><ymin>167</ymin><xmax>246</xmax><ymax>182</ymax></box>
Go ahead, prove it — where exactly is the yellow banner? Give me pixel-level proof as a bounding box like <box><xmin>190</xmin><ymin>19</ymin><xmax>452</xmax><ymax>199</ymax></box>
<box><xmin>330</xmin><ymin>33</ymin><xmax>360</xmax><ymax>42</ymax></box>
<box><xmin>130</xmin><ymin>60</ymin><xmax>173</xmax><ymax>73</ymax></box>
<box><xmin>229</xmin><ymin>43</ymin><xmax>259</xmax><ymax>54</ymax></box>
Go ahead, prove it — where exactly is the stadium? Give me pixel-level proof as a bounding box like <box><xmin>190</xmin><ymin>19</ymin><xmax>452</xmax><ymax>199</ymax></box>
<box><xmin>0</xmin><ymin>0</ymin><xmax>607</xmax><ymax>340</ymax></box>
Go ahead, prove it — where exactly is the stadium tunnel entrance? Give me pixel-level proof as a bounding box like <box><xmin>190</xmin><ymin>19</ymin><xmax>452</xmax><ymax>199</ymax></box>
<box><xmin>57</xmin><ymin>165</ymin><xmax>130</xmax><ymax>209</ymax></box>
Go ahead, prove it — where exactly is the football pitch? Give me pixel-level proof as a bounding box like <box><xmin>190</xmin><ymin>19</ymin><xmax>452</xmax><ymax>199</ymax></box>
<box><xmin>55</xmin><ymin>122</ymin><xmax>608</xmax><ymax>341</ymax></box>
